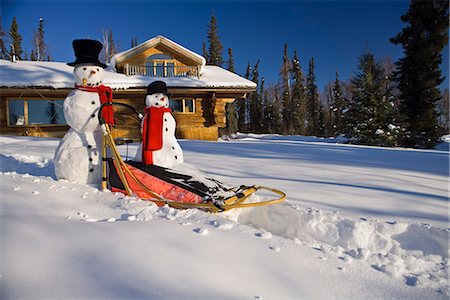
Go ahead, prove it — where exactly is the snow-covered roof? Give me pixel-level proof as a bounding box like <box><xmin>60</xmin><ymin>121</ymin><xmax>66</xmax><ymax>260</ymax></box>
<box><xmin>110</xmin><ymin>35</ymin><xmax>207</xmax><ymax>75</ymax></box>
<box><xmin>0</xmin><ymin>60</ymin><xmax>257</xmax><ymax>90</ymax></box>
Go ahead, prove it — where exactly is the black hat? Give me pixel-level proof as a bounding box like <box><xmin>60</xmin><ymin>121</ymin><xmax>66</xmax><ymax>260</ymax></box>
<box><xmin>146</xmin><ymin>81</ymin><xmax>171</xmax><ymax>96</ymax></box>
<box><xmin>67</xmin><ymin>39</ymin><xmax>107</xmax><ymax>68</ymax></box>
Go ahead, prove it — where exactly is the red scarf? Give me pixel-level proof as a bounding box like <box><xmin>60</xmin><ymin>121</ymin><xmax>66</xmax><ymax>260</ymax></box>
<box><xmin>75</xmin><ymin>84</ymin><xmax>115</xmax><ymax>125</ymax></box>
<box><xmin>142</xmin><ymin>106</ymin><xmax>172</xmax><ymax>165</ymax></box>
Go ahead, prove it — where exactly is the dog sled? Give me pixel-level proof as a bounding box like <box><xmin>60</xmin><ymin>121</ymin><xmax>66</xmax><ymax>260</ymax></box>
<box><xmin>99</xmin><ymin>102</ymin><xmax>286</xmax><ymax>213</ymax></box>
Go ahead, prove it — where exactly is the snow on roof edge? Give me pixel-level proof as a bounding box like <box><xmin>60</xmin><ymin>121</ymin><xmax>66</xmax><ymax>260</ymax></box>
<box><xmin>0</xmin><ymin>60</ymin><xmax>256</xmax><ymax>90</ymax></box>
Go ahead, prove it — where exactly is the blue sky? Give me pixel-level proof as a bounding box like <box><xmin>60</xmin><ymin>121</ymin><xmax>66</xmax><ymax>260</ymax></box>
<box><xmin>2</xmin><ymin>0</ymin><xmax>449</xmax><ymax>92</ymax></box>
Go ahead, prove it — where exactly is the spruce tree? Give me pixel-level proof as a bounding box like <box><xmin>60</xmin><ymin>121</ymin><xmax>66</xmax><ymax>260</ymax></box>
<box><xmin>390</xmin><ymin>0</ymin><xmax>449</xmax><ymax>148</ymax></box>
<box><xmin>438</xmin><ymin>88</ymin><xmax>449</xmax><ymax>133</ymax></box>
<box><xmin>330</xmin><ymin>71</ymin><xmax>350</xmax><ymax>135</ymax></box>
<box><xmin>226</xmin><ymin>48</ymin><xmax>235</xmax><ymax>73</ymax></box>
<box><xmin>290</xmin><ymin>50</ymin><xmax>306</xmax><ymax>134</ymax></box>
<box><xmin>264</xmin><ymin>85</ymin><xmax>282</xmax><ymax>134</ymax></box>
<box><xmin>249</xmin><ymin>60</ymin><xmax>263</xmax><ymax>132</ymax></box>
<box><xmin>348</xmin><ymin>52</ymin><xmax>397</xmax><ymax>146</ymax></box>
<box><xmin>238</xmin><ymin>63</ymin><xmax>251</xmax><ymax>132</ymax></box>
<box><xmin>305</xmin><ymin>57</ymin><xmax>321</xmax><ymax>136</ymax></box>
<box><xmin>202</xmin><ymin>41</ymin><xmax>209</xmax><ymax>63</ymax></box>
<box><xmin>207</xmin><ymin>14</ymin><xmax>223</xmax><ymax>66</ymax></box>
<box><xmin>131</xmin><ymin>37</ymin><xmax>138</xmax><ymax>47</ymax></box>
<box><xmin>225</xmin><ymin>48</ymin><xmax>238</xmax><ymax>134</ymax></box>
<box><xmin>0</xmin><ymin>17</ymin><xmax>8</xmax><ymax>60</ymax></box>
<box><xmin>9</xmin><ymin>17</ymin><xmax>23</xmax><ymax>60</ymax></box>
<box><xmin>280</xmin><ymin>43</ymin><xmax>292</xmax><ymax>134</ymax></box>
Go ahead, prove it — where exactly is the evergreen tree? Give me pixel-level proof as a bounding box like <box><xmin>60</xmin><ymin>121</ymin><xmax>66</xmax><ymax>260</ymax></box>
<box><xmin>30</xmin><ymin>50</ymin><xmax>36</xmax><ymax>61</ymax></box>
<box><xmin>226</xmin><ymin>48</ymin><xmax>235</xmax><ymax>73</ymax></box>
<box><xmin>290</xmin><ymin>50</ymin><xmax>306</xmax><ymax>134</ymax></box>
<box><xmin>438</xmin><ymin>88</ymin><xmax>449</xmax><ymax>133</ymax></box>
<box><xmin>318</xmin><ymin>96</ymin><xmax>326</xmax><ymax>136</ymax></box>
<box><xmin>280</xmin><ymin>43</ymin><xmax>292</xmax><ymax>134</ymax></box>
<box><xmin>32</xmin><ymin>18</ymin><xmax>47</xmax><ymax>61</ymax></box>
<box><xmin>9</xmin><ymin>16</ymin><xmax>23</xmax><ymax>60</ymax></box>
<box><xmin>202</xmin><ymin>41</ymin><xmax>209</xmax><ymax>63</ymax></box>
<box><xmin>390</xmin><ymin>0</ymin><xmax>449</xmax><ymax>148</ymax></box>
<box><xmin>322</xmin><ymin>83</ymin><xmax>334</xmax><ymax>136</ymax></box>
<box><xmin>131</xmin><ymin>37</ymin><xmax>138</xmax><ymax>47</ymax></box>
<box><xmin>329</xmin><ymin>71</ymin><xmax>350</xmax><ymax>135</ymax></box>
<box><xmin>248</xmin><ymin>60</ymin><xmax>263</xmax><ymax>132</ymax></box>
<box><xmin>238</xmin><ymin>63</ymin><xmax>251</xmax><ymax>132</ymax></box>
<box><xmin>207</xmin><ymin>14</ymin><xmax>223</xmax><ymax>66</ymax></box>
<box><xmin>225</xmin><ymin>48</ymin><xmax>238</xmax><ymax>134</ymax></box>
<box><xmin>305</xmin><ymin>57</ymin><xmax>321</xmax><ymax>135</ymax></box>
<box><xmin>0</xmin><ymin>17</ymin><xmax>8</xmax><ymax>60</ymax></box>
<box><xmin>263</xmin><ymin>85</ymin><xmax>282</xmax><ymax>133</ymax></box>
<box><xmin>348</xmin><ymin>52</ymin><xmax>397</xmax><ymax>146</ymax></box>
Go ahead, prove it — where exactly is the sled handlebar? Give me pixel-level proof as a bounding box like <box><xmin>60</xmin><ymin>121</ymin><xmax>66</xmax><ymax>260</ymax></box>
<box><xmin>98</xmin><ymin>102</ymin><xmax>142</xmax><ymax>125</ymax></box>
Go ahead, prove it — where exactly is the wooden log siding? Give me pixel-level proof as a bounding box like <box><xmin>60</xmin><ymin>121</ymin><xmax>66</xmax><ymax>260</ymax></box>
<box><xmin>124</xmin><ymin>64</ymin><xmax>200</xmax><ymax>78</ymax></box>
<box><xmin>0</xmin><ymin>89</ymin><xmax>241</xmax><ymax>140</ymax></box>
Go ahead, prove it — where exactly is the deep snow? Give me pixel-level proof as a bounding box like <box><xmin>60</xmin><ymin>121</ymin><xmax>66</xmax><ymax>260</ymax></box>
<box><xmin>0</xmin><ymin>135</ymin><xmax>448</xmax><ymax>299</ymax></box>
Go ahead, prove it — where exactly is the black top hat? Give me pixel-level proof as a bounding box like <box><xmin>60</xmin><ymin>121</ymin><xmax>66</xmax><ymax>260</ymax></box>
<box><xmin>146</xmin><ymin>81</ymin><xmax>171</xmax><ymax>96</ymax></box>
<box><xmin>67</xmin><ymin>39</ymin><xmax>107</xmax><ymax>68</ymax></box>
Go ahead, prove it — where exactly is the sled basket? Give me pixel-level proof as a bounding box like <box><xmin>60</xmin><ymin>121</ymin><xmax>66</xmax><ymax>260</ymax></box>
<box><xmin>99</xmin><ymin>102</ymin><xmax>286</xmax><ymax>213</ymax></box>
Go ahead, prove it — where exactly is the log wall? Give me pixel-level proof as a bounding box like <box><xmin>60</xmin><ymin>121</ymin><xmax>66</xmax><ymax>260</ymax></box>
<box><xmin>0</xmin><ymin>88</ymin><xmax>239</xmax><ymax>141</ymax></box>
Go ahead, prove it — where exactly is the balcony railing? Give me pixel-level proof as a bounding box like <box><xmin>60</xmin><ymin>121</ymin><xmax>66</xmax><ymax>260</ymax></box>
<box><xmin>124</xmin><ymin>64</ymin><xmax>200</xmax><ymax>78</ymax></box>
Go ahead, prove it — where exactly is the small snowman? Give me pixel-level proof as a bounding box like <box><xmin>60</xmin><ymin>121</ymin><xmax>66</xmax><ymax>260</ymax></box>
<box><xmin>54</xmin><ymin>39</ymin><xmax>114</xmax><ymax>185</ymax></box>
<box><xmin>135</xmin><ymin>81</ymin><xmax>184</xmax><ymax>168</ymax></box>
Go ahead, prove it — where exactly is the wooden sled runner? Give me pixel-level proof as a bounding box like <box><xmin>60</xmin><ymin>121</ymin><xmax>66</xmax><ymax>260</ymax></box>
<box><xmin>99</xmin><ymin>102</ymin><xmax>286</xmax><ymax>213</ymax></box>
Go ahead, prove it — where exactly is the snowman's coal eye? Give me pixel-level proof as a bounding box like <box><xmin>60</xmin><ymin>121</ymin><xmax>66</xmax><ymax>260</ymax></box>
<box><xmin>83</xmin><ymin>67</ymin><xmax>87</xmax><ymax>70</ymax></box>
<box><xmin>97</xmin><ymin>68</ymin><xmax>99</xmax><ymax>72</ymax></box>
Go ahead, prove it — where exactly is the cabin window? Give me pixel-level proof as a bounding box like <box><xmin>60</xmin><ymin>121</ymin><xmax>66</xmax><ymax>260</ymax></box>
<box><xmin>8</xmin><ymin>99</ymin><xmax>25</xmax><ymax>126</ymax></box>
<box><xmin>169</xmin><ymin>99</ymin><xmax>195</xmax><ymax>113</ymax></box>
<box><xmin>145</xmin><ymin>54</ymin><xmax>176</xmax><ymax>77</ymax></box>
<box><xmin>7</xmin><ymin>99</ymin><xmax>66</xmax><ymax>126</ymax></box>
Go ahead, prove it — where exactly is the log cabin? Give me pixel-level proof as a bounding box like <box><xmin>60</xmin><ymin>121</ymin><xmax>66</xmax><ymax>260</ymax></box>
<box><xmin>0</xmin><ymin>35</ymin><xmax>256</xmax><ymax>140</ymax></box>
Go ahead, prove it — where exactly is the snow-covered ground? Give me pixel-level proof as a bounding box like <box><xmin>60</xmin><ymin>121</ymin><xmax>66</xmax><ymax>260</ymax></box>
<box><xmin>0</xmin><ymin>135</ymin><xmax>448</xmax><ymax>299</ymax></box>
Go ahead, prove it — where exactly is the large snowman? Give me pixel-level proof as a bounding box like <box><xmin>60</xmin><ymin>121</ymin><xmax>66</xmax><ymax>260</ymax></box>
<box><xmin>54</xmin><ymin>39</ymin><xmax>114</xmax><ymax>185</ymax></box>
<box><xmin>135</xmin><ymin>81</ymin><xmax>184</xmax><ymax>168</ymax></box>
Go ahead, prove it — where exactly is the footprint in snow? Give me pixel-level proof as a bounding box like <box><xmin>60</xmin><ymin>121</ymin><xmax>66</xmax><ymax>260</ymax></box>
<box><xmin>255</xmin><ymin>232</ymin><xmax>273</xmax><ymax>239</ymax></box>
<box><xmin>77</xmin><ymin>212</ymin><xmax>89</xmax><ymax>219</ymax></box>
<box><xmin>193</xmin><ymin>227</ymin><xmax>209</xmax><ymax>235</ymax></box>
<box><xmin>269</xmin><ymin>246</ymin><xmax>281</xmax><ymax>252</ymax></box>
<box><xmin>12</xmin><ymin>186</ymin><xmax>20</xmax><ymax>191</ymax></box>
<box><xmin>209</xmin><ymin>220</ymin><xmax>233</xmax><ymax>230</ymax></box>
<box><xmin>32</xmin><ymin>191</ymin><xmax>40</xmax><ymax>195</ymax></box>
